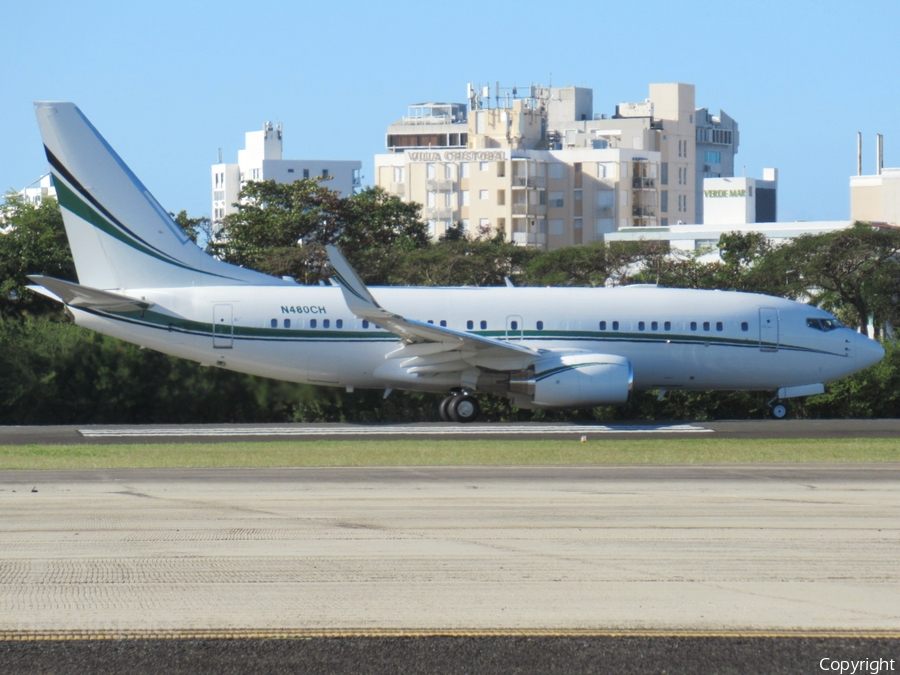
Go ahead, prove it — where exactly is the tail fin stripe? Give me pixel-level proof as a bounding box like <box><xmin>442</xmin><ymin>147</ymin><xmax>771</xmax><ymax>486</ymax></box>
<box><xmin>52</xmin><ymin>172</ymin><xmax>238</xmax><ymax>281</ymax></box>
<box><xmin>45</xmin><ymin>146</ymin><xmax>182</xmax><ymax>263</ymax></box>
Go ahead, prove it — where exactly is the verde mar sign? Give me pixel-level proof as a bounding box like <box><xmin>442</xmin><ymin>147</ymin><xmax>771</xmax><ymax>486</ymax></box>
<box><xmin>704</xmin><ymin>189</ymin><xmax>746</xmax><ymax>198</ymax></box>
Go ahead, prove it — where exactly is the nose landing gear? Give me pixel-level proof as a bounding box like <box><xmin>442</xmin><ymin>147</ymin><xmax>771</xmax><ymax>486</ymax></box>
<box><xmin>769</xmin><ymin>398</ymin><xmax>789</xmax><ymax>419</ymax></box>
<box><xmin>438</xmin><ymin>391</ymin><xmax>481</xmax><ymax>423</ymax></box>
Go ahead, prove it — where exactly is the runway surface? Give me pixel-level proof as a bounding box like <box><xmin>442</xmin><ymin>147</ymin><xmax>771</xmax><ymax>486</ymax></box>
<box><xmin>2</xmin><ymin>464</ymin><xmax>900</xmax><ymax>635</ymax></box>
<box><xmin>4</xmin><ymin>463</ymin><xmax>900</xmax><ymax>672</ymax></box>
<box><xmin>1</xmin><ymin>418</ymin><xmax>899</xmax><ymax>445</ymax></box>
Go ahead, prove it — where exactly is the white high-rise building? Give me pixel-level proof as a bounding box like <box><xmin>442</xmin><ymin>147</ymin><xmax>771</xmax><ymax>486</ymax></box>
<box><xmin>212</xmin><ymin>123</ymin><xmax>361</xmax><ymax>226</ymax></box>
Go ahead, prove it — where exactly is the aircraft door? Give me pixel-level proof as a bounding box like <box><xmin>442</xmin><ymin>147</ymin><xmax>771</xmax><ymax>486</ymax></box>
<box><xmin>506</xmin><ymin>315</ymin><xmax>524</xmax><ymax>340</ymax></box>
<box><xmin>759</xmin><ymin>307</ymin><xmax>779</xmax><ymax>352</ymax></box>
<box><xmin>213</xmin><ymin>304</ymin><xmax>233</xmax><ymax>349</ymax></box>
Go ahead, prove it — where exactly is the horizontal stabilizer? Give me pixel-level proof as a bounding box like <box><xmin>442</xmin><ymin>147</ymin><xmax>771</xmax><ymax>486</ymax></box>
<box><xmin>27</xmin><ymin>275</ymin><xmax>152</xmax><ymax>312</ymax></box>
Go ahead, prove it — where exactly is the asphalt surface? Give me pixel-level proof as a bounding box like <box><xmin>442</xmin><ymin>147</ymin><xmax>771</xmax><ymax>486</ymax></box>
<box><xmin>3</xmin><ymin>636</ymin><xmax>899</xmax><ymax>674</ymax></box>
<box><xmin>1</xmin><ymin>418</ymin><xmax>899</xmax><ymax>445</ymax></box>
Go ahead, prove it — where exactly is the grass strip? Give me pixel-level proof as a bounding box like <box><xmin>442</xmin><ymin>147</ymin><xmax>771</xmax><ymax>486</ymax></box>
<box><xmin>0</xmin><ymin>438</ymin><xmax>898</xmax><ymax>470</ymax></box>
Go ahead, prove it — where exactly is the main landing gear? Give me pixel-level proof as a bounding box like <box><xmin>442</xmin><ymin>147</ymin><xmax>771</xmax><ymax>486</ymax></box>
<box><xmin>439</xmin><ymin>391</ymin><xmax>481</xmax><ymax>423</ymax></box>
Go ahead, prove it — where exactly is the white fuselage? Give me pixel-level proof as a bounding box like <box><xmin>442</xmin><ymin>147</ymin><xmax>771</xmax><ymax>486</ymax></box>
<box><xmin>70</xmin><ymin>284</ymin><xmax>883</xmax><ymax>396</ymax></box>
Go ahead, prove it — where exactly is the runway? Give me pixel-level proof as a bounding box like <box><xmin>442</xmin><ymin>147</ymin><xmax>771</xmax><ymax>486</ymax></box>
<box><xmin>1</xmin><ymin>418</ymin><xmax>899</xmax><ymax>445</ymax></box>
<box><xmin>2</xmin><ymin>464</ymin><xmax>900</xmax><ymax>636</ymax></box>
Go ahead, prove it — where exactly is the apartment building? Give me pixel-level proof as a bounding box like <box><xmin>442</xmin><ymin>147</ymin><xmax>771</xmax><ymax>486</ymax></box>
<box><xmin>375</xmin><ymin>82</ymin><xmax>737</xmax><ymax>249</ymax></box>
<box><xmin>212</xmin><ymin>122</ymin><xmax>361</xmax><ymax>226</ymax></box>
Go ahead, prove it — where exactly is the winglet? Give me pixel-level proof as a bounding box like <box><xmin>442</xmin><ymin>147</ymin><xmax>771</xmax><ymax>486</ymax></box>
<box><xmin>325</xmin><ymin>245</ymin><xmax>382</xmax><ymax>315</ymax></box>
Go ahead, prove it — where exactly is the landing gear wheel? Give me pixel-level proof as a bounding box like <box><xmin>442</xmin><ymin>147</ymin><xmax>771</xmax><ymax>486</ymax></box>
<box><xmin>448</xmin><ymin>394</ymin><xmax>480</xmax><ymax>423</ymax></box>
<box><xmin>438</xmin><ymin>395</ymin><xmax>454</xmax><ymax>422</ymax></box>
<box><xmin>771</xmin><ymin>401</ymin><xmax>788</xmax><ymax>419</ymax></box>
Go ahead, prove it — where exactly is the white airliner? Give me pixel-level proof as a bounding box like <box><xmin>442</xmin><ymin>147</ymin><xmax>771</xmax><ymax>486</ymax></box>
<box><xmin>28</xmin><ymin>102</ymin><xmax>884</xmax><ymax>422</ymax></box>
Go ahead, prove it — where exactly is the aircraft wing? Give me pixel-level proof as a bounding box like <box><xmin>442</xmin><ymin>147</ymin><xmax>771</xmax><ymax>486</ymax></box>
<box><xmin>326</xmin><ymin>246</ymin><xmax>540</xmax><ymax>383</ymax></box>
<box><xmin>27</xmin><ymin>275</ymin><xmax>152</xmax><ymax>313</ymax></box>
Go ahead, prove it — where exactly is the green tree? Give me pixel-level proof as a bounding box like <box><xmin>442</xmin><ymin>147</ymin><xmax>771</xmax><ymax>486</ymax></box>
<box><xmin>0</xmin><ymin>196</ymin><xmax>74</xmax><ymax>316</ymax></box>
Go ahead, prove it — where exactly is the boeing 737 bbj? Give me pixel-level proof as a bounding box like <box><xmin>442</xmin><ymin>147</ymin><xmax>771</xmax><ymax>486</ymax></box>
<box><xmin>27</xmin><ymin>102</ymin><xmax>885</xmax><ymax>422</ymax></box>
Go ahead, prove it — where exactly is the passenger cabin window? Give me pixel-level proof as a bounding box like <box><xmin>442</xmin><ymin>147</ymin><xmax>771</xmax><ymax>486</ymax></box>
<box><xmin>716</xmin><ymin>321</ymin><xmax>723</xmax><ymax>331</ymax></box>
<box><xmin>510</xmin><ymin>320</ymin><xmax>518</xmax><ymax>330</ymax></box>
<box><xmin>703</xmin><ymin>321</ymin><xmax>710</xmax><ymax>331</ymax></box>
<box><xmin>599</xmin><ymin>321</ymin><xmax>606</xmax><ymax>330</ymax></box>
<box><xmin>480</xmin><ymin>320</ymin><xmax>487</xmax><ymax>330</ymax></box>
<box><xmin>427</xmin><ymin>320</ymin><xmax>434</xmax><ymax>324</ymax></box>
<box><xmin>440</xmin><ymin>320</ymin><xmax>447</xmax><ymax>327</ymax></box>
<box><xmin>651</xmin><ymin>321</ymin><xmax>658</xmax><ymax>331</ymax></box>
<box><xmin>467</xmin><ymin>320</ymin><xmax>474</xmax><ymax>330</ymax></box>
<box><xmin>271</xmin><ymin>319</ymin><xmax>277</xmax><ymax>328</ymax></box>
<box><xmin>323</xmin><ymin>319</ymin><xmax>330</xmax><ymax>328</ymax></box>
<box><xmin>536</xmin><ymin>321</ymin><xmax>544</xmax><ymax>330</ymax></box>
<box><xmin>336</xmin><ymin>319</ymin><xmax>343</xmax><ymax>329</ymax></box>
<box><xmin>741</xmin><ymin>321</ymin><xmax>749</xmax><ymax>331</ymax></box>
<box><xmin>612</xmin><ymin>321</ymin><xmax>619</xmax><ymax>330</ymax></box>
<box><xmin>664</xmin><ymin>321</ymin><xmax>671</xmax><ymax>331</ymax></box>
<box><xmin>362</xmin><ymin>320</ymin><xmax>369</xmax><ymax>329</ymax></box>
<box><xmin>638</xmin><ymin>321</ymin><xmax>645</xmax><ymax>331</ymax></box>
<box><xmin>690</xmin><ymin>321</ymin><xmax>697</xmax><ymax>331</ymax></box>
<box><xmin>310</xmin><ymin>319</ymin><xmax>317</xmax><ymax>328</ymax></box>
<box><xmin>807</xmin><ymin>318</ymin><xmax>842</xmax><ymax>331</ymax></box>
<box><xmin>284</xmin><ymin>319</ymin><xmax>291</xmax><ymax>329</ymax></box>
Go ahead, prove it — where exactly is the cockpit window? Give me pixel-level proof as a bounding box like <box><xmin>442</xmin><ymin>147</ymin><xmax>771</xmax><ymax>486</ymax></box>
<box><xmin>807</xmin><ymin>317</ymin><xmax>843</xmax><ymax>331</ymax></box>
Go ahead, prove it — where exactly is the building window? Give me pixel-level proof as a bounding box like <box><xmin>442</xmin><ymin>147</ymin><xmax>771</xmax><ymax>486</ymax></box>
<box><xmin>549</xmin><ymin>219</ymin><xmax>564</xmax><ymax>235</ymax></box>
<box><xmin>497</xmin><ymin>162</ymin><xmax>505</xmax><ymax>177</ymax></box>
<box><xmin>444</xmin><ymin>192</ymin><xmax>452</xmax><ymax>207</ymax></box>
<box><xmin>705</xmin><ymin>151</ymin><xmax>722</xmax><ymax>164</ymax></box>
<box><xmin>252</xmin><ymin>168</ymin><xmax>260</xmax><ymax>180</ymax></box>
<box><xmin>574</xmin><ymin>218</ymin><xmax>582</xmax><ymax>230</ymax></box>
<box><xmin>461</xmin><ymin>163</ymin><xmax>469</xmax><ymax>178</ymax></box>
<box><xmin>549</xmin><ymin>164</ymin><xmax>564</xmax><ymax>179</ymax></box>
<box><xmin>427</xmin><ymin>192</ymin><xmax>436</xmax><ymax>207</ymax></box>
<box><xmin>393</xmin><ymin>166</ymin><xmax>404</xmax><ymax>182</ymax></box>
<box><xmin>322</xmin><ymin>169</ymin><xmax>330</xmax><ymax>179</ymax></box>
<box><xmin>287</xmin><ymin>168</ymin><xmax>294</xmax><ymax>173</ymax></box>
<box><xmin>445</xmin><ymin>164</ymin><xmax>454</xmax><ymax>179</ymax></box>
<box><xmin>549</xmin><ymin>191</ymin><xmax>564</xmax><ymax>208</ymax></box>
<box><xmin>479</xmin><ymin>190</ymin><xmax>488</xmax><ymax>200</ymax></box>
<box><xmin>497</xmin><ymin>190</ymin><xmax>505</xmax><ymax>205</ymax></box>
<box><xmin>479</xmin><ymin>162</ymin><xmax>489</xmax><ymax>171</ymax></box>
<box><xmin>461</xmin><ymin>190</ymin><xmax>469</xmax><ymax>206</ymax></box>
<box><xmin>427</xmin><ymin>163</ymin><xmax>436</xmax><ymax>179</ymax></box>
<box><xmin>479</xmin><ymin>218</ymin><xmax>490</xmax><ymax>229</ymax></box>
<box><xmin>660</xmin><ymin>162</ymin><xmax>668</xmax><ymax>185</ymax></box>
<box><xmin>303</xmin><ymin>169</ymin><xmax>310</xmax><ymax>178</ymax></box>
<box><xmin>661</xmin><ymin>191</ymin><xmax>668</xmax><ymax>213</ymax></box>
<box><xmin>574</xmin><ymin>190</ymin><xmax>582</xmax><ymax>201</ymax></box>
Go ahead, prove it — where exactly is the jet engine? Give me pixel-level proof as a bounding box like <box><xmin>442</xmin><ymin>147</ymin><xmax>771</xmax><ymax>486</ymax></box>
<box><xmin>508</xmin><ymin>353</ymin><xmax>633</xmax><ymax>409</ymax></box>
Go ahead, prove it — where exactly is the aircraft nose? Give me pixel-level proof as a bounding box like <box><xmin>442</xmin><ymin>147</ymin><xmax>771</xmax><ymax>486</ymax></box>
<box><xmin>855</xmin><ymin>334</ymin><xmax>885</xmax><ymax>368</ymax></box>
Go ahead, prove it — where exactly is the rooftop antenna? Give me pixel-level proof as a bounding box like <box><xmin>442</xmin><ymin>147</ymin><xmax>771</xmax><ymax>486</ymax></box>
<box><xmin>877</xmin><ymin>133</ymin><xmax>884</xmax><ymax>175</ymax></box>
<box><xmin>217</xmin><ymin>148</ymin><xmax>223</xmax><ymax>164</ymax></box>
<box><xmin>857</xmin><ymin>132</ymin><xmax>862</xmax><ymax>176</ymax></box>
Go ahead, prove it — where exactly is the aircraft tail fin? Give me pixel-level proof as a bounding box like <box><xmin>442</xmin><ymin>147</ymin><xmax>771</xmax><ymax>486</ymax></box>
<box><xmin>34</xmin><ymin>102</ymin><xmax>286</xmax><ymax>290</ymax></box>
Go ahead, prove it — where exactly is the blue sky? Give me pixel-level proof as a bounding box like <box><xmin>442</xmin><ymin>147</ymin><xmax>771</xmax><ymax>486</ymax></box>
<box><xmin>2</xmin><ymin>0</ymin><xmax>898</xmax><ymax>223</ymax></box>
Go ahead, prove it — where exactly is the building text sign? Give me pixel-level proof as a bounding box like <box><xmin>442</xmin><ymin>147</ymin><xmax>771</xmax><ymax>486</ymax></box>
<box><xmin>407</xmin><ymin>150</ymin><xmax>507</xmax><ymax>162</ymax></box>
<box><xmin>704</xmin><ymin>189</ymin><xmax>746</xmax><ymax>198</ymax></box>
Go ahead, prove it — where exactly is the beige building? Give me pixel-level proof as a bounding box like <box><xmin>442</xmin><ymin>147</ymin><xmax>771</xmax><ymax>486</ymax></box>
<box><xmin>850</xmin><ymin>168</ymin><xmax>900</xmax><ymax>225</ymax></box>
<box><xmin>376</xmin><ymin>82</ymin><xmax>733</xmax><ymax>249</ymax></box>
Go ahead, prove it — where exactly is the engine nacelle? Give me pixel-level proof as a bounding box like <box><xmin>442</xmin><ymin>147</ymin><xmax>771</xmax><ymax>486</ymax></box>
<box><xmin>509</xmin><ymin>353</ymin><xmax>633</xmax><ymax>409</ymax></box>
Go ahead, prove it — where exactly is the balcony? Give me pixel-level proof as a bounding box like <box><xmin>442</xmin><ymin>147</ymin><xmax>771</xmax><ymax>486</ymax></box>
<box><xmin>632</xmin><ymin>177</ymin><xmax>656</xmax><ymax>189</ymax></box>
<box><xmin>632</xmin><ymin>206</ymin><xmax>657</xmax><ymax>217</ymax></box>
<box><xmin>512</xmin><ymin>232</ymin><xmax>547</xmax><ymax>247</ymax></box>
<box><xmin>426</xmin><ymin>179</ymin><xmax>456</xmax><ymax>192</ymax></box>
<box><xmin>426</xmin><ymin>207</ymin><xmax>454</xmax><ymax>220</ymax></box>
<box><xmin>389</xmin><ymin>182</ymin><xmax>405</xmax><ymax>197</ymax></box>
<box><xmin>511</xmin><ymin>204</ymin><xmax>547</xmax><ymax>216</ymax></box>
<box><xmin>511</xmin><ymin>176</ymin><xmax>546</xmax><ymax>189</ymax></box>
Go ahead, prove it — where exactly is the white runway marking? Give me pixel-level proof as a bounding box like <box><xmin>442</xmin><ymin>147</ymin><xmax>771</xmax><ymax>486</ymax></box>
<box><xmin>78</xmin><ymin>424</ymin><xmax>712</xmax><ymax>438</ymax></box>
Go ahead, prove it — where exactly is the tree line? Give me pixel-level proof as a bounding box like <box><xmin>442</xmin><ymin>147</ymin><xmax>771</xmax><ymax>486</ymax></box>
<box><xmin>1</xmin><ymin>179</ymin><xmax>898</xmax><ymax>424</ymax></box>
